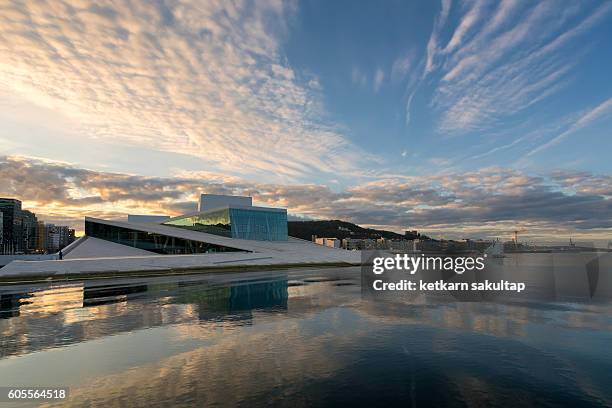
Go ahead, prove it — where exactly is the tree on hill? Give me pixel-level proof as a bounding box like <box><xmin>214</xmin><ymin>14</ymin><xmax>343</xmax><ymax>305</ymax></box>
<box><xmin>287</xmin><ymin>219</ymin><xmax>426</xmax><ymax>241</ymax></box>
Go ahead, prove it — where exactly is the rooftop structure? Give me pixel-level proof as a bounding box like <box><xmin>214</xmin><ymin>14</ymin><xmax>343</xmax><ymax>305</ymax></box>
<box><xmin>199</xmin><ymin>194</ymin><xmax>252</xmax><ymax>212</ymax></box>
<box><xmin>164</xmin><ymin>205</ymin><xmax>288</xmax><ymax>241</ymax></box>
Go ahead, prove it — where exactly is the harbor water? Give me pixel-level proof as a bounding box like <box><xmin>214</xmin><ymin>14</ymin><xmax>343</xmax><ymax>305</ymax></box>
<box><xmin>1</xmin><ymin>253</ymin><xmax>611</xmax><ymax>407</ymax></box>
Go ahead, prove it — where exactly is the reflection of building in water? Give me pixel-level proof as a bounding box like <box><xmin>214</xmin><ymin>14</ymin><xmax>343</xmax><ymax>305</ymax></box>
<box><xmin>7</xmin><ymin>261</ymin><xmax>610</xmax><ymax>363</ymax></box>
<box><xmin>176</xmin><ymin>280</ymin><xmax>288</xmax><ymax>322</ymax></box>
<box><xmin>0</xmin><ymin>285</ymin><xmax>86</xmax><ymax>358</ymax></box>
<box><xmin>0</xmin><ymin>292</ymin><xmax>32</xmax><ymax>318</ymax></box>
<box><xmin>19</xmin><ymin>286</ymin><xmax>84</xmax><ymax>316</ymax></box>
<box><xmin>0</xmin><ymin>278</ymin><xmax>288</xmax><ymax>359</ymax></box>
<box><xmin>1</xmin><ymin>285</ymin><xmax>84</xmax><ymax>319</ymax></box>
<box><xmin>83</xmin><ymin>283</ymin><xmax>149</xmax><ymax>307</ymax></box>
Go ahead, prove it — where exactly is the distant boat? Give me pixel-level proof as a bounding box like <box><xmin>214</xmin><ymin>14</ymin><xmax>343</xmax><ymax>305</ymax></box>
<box><xmin>485</xmin><ymin>239</ymin><xmax>505</xmax><ymax>258</ymax></box>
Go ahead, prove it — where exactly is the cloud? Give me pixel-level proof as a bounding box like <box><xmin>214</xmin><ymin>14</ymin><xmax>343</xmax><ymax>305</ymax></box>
<box><xmin>351</xmin><ymin>66</ymin><xmax>368</xmax><ymax>87</ymax></box>
<box><xmin>422</xmin><ymin>0</ymin><xmax>612</xmax><ymax>134</ymax></box>
<box><xmin>0</xmin><ymin>0</ymin><xmax>374</xmax><ymax>181</ymax></box>
<box><xmin>527</xmin><ymin>97</ymin><xmax>612</xmax><ymax>156</ymax></box>
<box><xmin>551</xmin><ymin>170</ymin><xmax>612</xmax><ymax>197</ymax></box>
<box><xmin>442</xmin><ymin>0</ymin><xmax>486</xmax><ymax>54</ymax></box>
<box><xmin>1</xmin><ymin>155</ymin><xmax>610</xmax><ymax>240</ymax></box>
<box><xmin>373</xmin><ymin>68</ymin><xmax>385</xmax><ymax>92</ymax></box>
<box><xmin>391</xmin><ymin>54</ymin><xmax>413</xmax><ymax>82</ymax></box>
<box><xmin>424</xmin><ymin>0</ymin><xmax>452</xmax><ymax>75</ymax></box>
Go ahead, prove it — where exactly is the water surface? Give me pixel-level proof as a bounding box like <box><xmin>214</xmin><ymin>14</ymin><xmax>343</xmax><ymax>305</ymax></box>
<box><xmin>1</xmin><ymin>257</ymin><xmax>611</xmax><ymax>407</ymax></box>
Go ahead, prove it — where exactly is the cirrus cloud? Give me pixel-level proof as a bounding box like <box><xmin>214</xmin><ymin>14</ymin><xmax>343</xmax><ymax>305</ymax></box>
<box><xmin>0</xmin><ymin>0</ymin><xmax>374</xmax><ymax>180</ymax></box>
<box><xmin>422</xmin><ymin>0</ymin><xmax>612</xmax><ymax>134</ymax></box>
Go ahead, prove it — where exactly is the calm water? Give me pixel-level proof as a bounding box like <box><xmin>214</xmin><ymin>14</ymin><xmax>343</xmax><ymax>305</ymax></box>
<box><xmin>1</xmin><ymin>254</ymin><xmax>612</xmax><ymax>407</ymax></box>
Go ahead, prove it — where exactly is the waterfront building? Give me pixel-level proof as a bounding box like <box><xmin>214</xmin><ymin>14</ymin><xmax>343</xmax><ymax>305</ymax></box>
<box><xmin>388</xmin><ymin>239</ymin><xmax>417</xmax><ymax>252</ymax></box>
<box><xmin>35</xmin><ymin>221</ymin><xmax>47</xmax><ymax>252</ymax></box>
<box><xmin>0</xmin><ymin>195</ymin><xmax>360</xmax><ymax>276</ymax></box>
<box><xmin>0</xmin><ymin>198</ymin><xmax>23</xmax><ymax>253</ymax></box>
<box><xmin>46</xmin><ymin>224</ymin><xmax>76</xmax><ymax>253</ymax></box>
<box><xmin>0</xmin><ymin>199</ymin><xmax>77</xmax><ymax>254</ymax></box>
<box><xmin>339</xmin><ymin>237</ymin><xmax>415</xmax><ymax>251</ymax></box>
<box><xmin>314</xmin><ymin>237</ymin><xmax>341</xmax><ymax>248</ymax></box>
<box><xmin>166</xmin><ymin>199</ymin><xmax>288</xmax><ymax>242</ymax></box>
<box><xmin>81</xmin><ymin>194</ymin><xmax>288</xmax><ymax>256</ymax></box>
<box><xmin>45</xmin><ymin>224</ymin><xmax>58</xmax><ymax>252</ymax></box>
<box><xmin>21</xmin><ymin>210</ymin><xmax>38</xmax><ymax>253</ymax></box>
<box><xmin>342</xmin><ymin>238</ymin><xmax>377</xmax><ymax>250</ymax></box>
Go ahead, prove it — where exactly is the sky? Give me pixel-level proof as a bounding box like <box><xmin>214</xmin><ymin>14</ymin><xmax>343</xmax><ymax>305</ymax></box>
<box><xmin>0</xmin><ymin>0</ymin><xmax>611</xmax><ymax>242</ymax></box>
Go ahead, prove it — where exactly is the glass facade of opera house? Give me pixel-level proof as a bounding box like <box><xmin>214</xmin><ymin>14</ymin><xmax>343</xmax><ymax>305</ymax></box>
<box><xmin>85</xmin><ymin>220</ymin><xmax>245</xmax><ymax>255</ymax></box>
<box><xmin>163</xmin><ymin>207</ymin><xmax>288</xmax><ymax>241</ymax></box>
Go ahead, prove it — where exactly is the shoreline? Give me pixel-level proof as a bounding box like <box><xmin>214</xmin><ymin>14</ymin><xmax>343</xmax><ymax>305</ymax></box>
<box><xmin>0</xmin><ymin>261</ymin><xmax>360</xmax><ymax>285</ymax></box>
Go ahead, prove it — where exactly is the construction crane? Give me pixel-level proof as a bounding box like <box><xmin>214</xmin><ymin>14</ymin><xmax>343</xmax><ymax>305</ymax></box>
<box><xmin>512</xmin><ymin>229</ymin><xmax>527</xmax><ymax>248</ymax></box>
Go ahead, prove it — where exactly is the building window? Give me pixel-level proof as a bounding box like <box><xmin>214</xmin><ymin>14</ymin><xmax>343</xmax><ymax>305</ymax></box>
<box><xmin>163</xmin><ymin>208</ymin><xmax>288</xmax><ymax>241</ymax></box>
<box><xmin>229</xmin><ymin>209</ymin><xmax>287</xmax><ymax>241</ymax></box>
<box><xmin>85</xmin><ymin>220</ymin><xmax>245</xmax><ymax>255</ymax></box>
<box><xmin>164</xmin><ymin>209</ymin><xmax>232</xmax><ymax>237</ymax></box>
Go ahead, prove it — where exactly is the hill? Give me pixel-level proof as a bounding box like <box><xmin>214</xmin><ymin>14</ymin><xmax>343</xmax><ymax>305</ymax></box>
<box><xmin>287</xmin><ymin>220</ymin><xmax>417</xmax><ymax>241</ymax></box>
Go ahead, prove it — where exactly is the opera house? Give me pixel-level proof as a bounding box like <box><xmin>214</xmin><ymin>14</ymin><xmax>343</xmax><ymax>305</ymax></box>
<box><xmin>0</xmin><ymin>194</ymin><xmax>359</xmax><ymax>278</ymax></box>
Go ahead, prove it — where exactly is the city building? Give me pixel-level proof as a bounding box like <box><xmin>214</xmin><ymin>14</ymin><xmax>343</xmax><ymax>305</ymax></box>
<box><xmin>0</xmin><ymin>198</ymin><xmax>23</xmax><ymax>253</ymax></box>
<box><xmin>35</xmin><ymin>221</ymin><xmax>47</xmax><ymax>252</ymax></box>
<box><xmin>46</xmin><ymin>224</ymin><xmax>60</xmax><ymax>253</ymax></box>
<box><xmin>82</xmin><ymin>194</ymin><xmax>286</xmax><ymax>255</ymax></box>
<box><xmin>388</xmin><ymin>239</ymin><xmax>417</xmax><ymax>252</ymax></box>
<box><xmin>339</xmin><ymin>237</ymin><xmax>416</xmax><ymax>251</ymax></box>
<box><xmin>0</xmin><ymin>194</ymin><xmax>360</xmax><ymax>276</ymax></box>
<box><xmin>314</xmin><ymin>237</ymin><xmax>341</xmax><ymax>248</ymax></box>
<box><xmin>0</xmin><ymin>199</ymin><xmax>76</xmax><ymax>254</ymax></box>
<box><xmin>342</xmin><ymin>238</ymin><xmax>377</xmax><ymax>250</ymax></box>
<box><xmin>46</xmin><ymin>224</ymin><xmax>76</xmax><ymax>253</ymax></box>
<box><xmin>21</xmin><ymin>210</ymin><xmax>38</xmax><ymax>252</ymax></box>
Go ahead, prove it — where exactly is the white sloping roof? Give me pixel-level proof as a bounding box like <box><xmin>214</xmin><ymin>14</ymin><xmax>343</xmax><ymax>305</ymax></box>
<box><xmin>127</xmin><ymin>214</ymin><xmax>170</xmax><ymax>223</ymax></box>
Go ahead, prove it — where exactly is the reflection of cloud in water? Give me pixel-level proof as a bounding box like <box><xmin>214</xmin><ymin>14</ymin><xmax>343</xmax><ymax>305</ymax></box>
<box><xmin>42</xmin><ymin>309</ymin><xmax>370</xmax><ymax>408</ymax></box>
<box><xmin>0</xmin><ymin>272</ymin><xmax>362</xmax><ymax>359</ymax></box>
<box><xmin>1</xmin><ymin>267</ymin><xmax>611</xmax><ymax>406</ymax></box>
<box><xmin>355</xmin><ymin>299</ymin><xmax>612</xmax><ymax>339</ymax></box>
